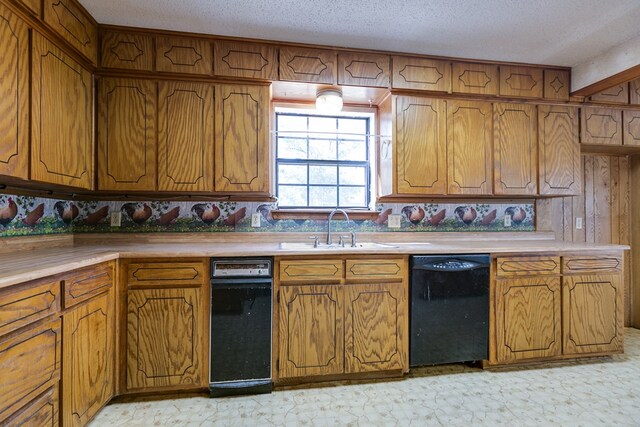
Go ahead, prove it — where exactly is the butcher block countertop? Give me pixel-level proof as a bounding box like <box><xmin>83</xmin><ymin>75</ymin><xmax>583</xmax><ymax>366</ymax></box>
<box><xmin>0</xmin><ymin>232</ymin><xmax>629</xmax><ymax>290</ymax></box>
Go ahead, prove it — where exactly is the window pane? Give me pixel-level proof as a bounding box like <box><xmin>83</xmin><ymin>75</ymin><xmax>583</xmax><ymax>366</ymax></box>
<box><xmin>278</xmin><ymin>115</ymin><xmax>307</xmax><ymax>137</ymax></box>
<box><xmin>308</xmin><ymin>117</ymin><xmax>337</xmax><ymax>139</ymax></box>
<box><xmin>278</xmin><ymin>164</ymin><xmax>307</xmax><ymax>184</ymax></box>
<box><xmin>338</xmin><ymin>119</ymin><xmax>366</xmax><ymax>137</ymax></box>
<box><xmin>339</xmin><ymin>187</ymin><xmax>366</xmax><ymax>207</ymax></box>
<box><xmin>338</xmin><ymin>139</ymin><xmax>367</xmax><ymax>161</ymax></box>
<box><xmin>278</xmin><ymin>138</ymin><xmax>307</xmax><ymax>159</ymax></box>
<box><xmin>309</xmin><ymin>139</ymin><xmax>337</xmax><ymax>160</ymax></box>
<box><xmin>339</xmin><ymin>166</ymin><xmax>366</xmax><ymax>185</ymax></box>
<box><xmin>278</xmin><ymin>185</ymin><xmax>307</xmax><ymax>207</ymax></box>
<box><xmin>309</xmin><ymin>165</ymin><xmax>337</xmax><ymax>185</ymax></box>
<box><xmin>309</xmin><ymin>186</ymin><xmax>337</xmax><ymax>207</ymax></box>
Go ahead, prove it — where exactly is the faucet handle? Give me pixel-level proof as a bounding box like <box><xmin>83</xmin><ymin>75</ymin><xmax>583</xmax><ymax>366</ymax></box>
<box><xmin>338</xmin><ymin>235</ymin><xmax>350</xmax><ymax>247</ymax></box>
<box><xmin>350</xmin><ymin>231</ymin><xmax>357</xmax><ymax>247</ymax></box>
<box><xmin>308</xmin><ymin>236</ymin><xmax>319</xmax><ymax>248</ymax></box>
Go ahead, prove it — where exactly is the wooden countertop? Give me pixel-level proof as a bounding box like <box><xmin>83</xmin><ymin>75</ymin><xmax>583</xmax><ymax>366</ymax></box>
<box><xmin>0</xmin><ymin>237</ymin><xmax>629</xmax><ymax>290</ymax></box>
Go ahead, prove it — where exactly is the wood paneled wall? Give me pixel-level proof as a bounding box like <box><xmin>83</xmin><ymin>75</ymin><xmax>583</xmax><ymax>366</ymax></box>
<box><xmin>538</xmin><ymin>154</ymin><xmax>633</xmax><ymax>325</ymax></box>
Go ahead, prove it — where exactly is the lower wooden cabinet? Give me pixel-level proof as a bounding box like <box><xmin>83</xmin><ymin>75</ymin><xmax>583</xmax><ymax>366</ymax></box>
<box><xmin>2</xmin><ymin>386</ymin><xmax>58</xmax><ymax>427</ymax></box>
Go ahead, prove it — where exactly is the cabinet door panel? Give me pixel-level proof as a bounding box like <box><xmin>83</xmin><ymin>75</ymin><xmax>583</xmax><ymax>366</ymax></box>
<box><xmin>214</xmin><ymin>41</ymin><xmax>278</xmax><ymax>80</ymax></box>
<box><xmin>101</xmin><ymin>31</ymin><xmax>154</xmax><ymax>71</ymax></box>
<box><xmin>543</xmin><ymin>69</ymin><xmax>570</xmax><ymax>101</ymax></box>
<box><xmin>493</xmin><ymin>103</ymin><xmax>537</xmax><ymax>195</ymax></box>
<box><xmin>158</xmin><ymin>81</ymin><xmax>214</xmax><ymax>192</ymax></box>
<box><xmin>589</xmin><ymin>84</ymin><xmax>629</xmax><ymax>104</ymax></box>
<box><xmin>452</xmin><ymin>62</ymin><xmax>498</xmax><ymax>95</ymax></box>
<box><xmin>62</xmin><ymin>289</ymin><xmax>114</xmax><ymax>427</ymax></box>
<box><xmin>563</xmin><ymin>274</ymin><xmax>623</xmax><ymax>355</ymax></box>
<box><xmin>278</xmin><ymin>285</ymin><xmax>343</xmax><ymax>378</ymax></box>
<box><xmin>126</xmin><ymin>287</ymin><xmax>204</xmax><ymax>390</ymax></box>
<box><xmin>623</xmin><ymin>109</ymin><xmax>640</xmax><ymax>146</ymax></box>
<box><xmin>538</xmin><ymin>106</ymin><xmax>581</xmax><ymax>195</ymax></box>
<box><xmin>279</xmin><ymin>46</ymin><xmax>335</xmax><ymax>84</ymax></box>
<box><xmin>98</xmin><ymin>78</ymin><xmax>157</xmax><ymax>191</ymax></box>
<box><xmin>43</xmin><ymin>0</ymin><xmax>98</xmax><ymax>64</ymax></box>
<box><xmin>581</xmin><ymin>107</ymin><xmax>623</xmax><ymax>146</ymax></box>
<box><xmin>447</xmin><ymin>100</ymin><xmax>492</xmax><ymax>194</ymax></box>
<box><xmin>31</xmin><ymin>33</ymin><xmax>93</xmax><ymax>189</ymax></box>
<box><xmin>344</xmin><ymin>283</ymin><xmax>406</xmax><ymax>373</ymax></box>
<box><xmin>215</xmin><ymin>84</ymin><xmax>269</xmax><ymax>193</ymax></box>
<box><xmin>0</xmin><ymin>278</ymin><xmax>61</xmax><ymax>336</ymax></box>
<box><xmin>395</xmin><ymin>96</ymin><xmax>446</xmax><ymax>195</ymax></box>
<box><xmin>0</xmin><ymin>4</ymin><xmax>28</xmax><ymax>179</ymax></box>
<box><xmin>338</xmin><ymin>52</ymin><xmax>389</xmax><ymax>87</ymax></box>
<box><xmin>630</xmin><ymin>78</ymin><xmax>640</xmax><ymax>105</ymax></box>
<box><xmin>391</xmin><ymin>56</ymin><xmax>450</xmax><ymax>92</ymax></box>
<box><xmin>499</xmin><ymin>66</ymin><xmax>543</xmax><ymax>98</ymax></box>
<box><xmin>495</xmin><ymin>277</ymin><xmax>561</xmax><ymax>363</ymax></box>
<box><xmin>156</xmin><ymin>37</ymin><xmax>212</xmax><ymax>76</ymax></box>
<box><xmin>3</xmin><ymin>385</ymin><xmax>58</xmax><ymax>427</ymax></box>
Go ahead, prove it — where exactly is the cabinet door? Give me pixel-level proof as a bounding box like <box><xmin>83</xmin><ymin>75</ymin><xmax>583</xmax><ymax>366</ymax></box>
<box><xmin>538</xmin><ymin>106</ymin><xmax>581</xmax><ymax>195</ymax></box>
<box><xmin>543</xmin><ymin>69</ymin><xmax>570</xmax><ymax>101</ymax></box>
<box><xmin>394</xmin><ymin>96</ymin><xmax>446</xmax><ymax>195</ymax></box>
<box><xmin>2</xmin><ymin>385</ymin><xmax>58</xmax><ymax>427</ymax></box>
<box><xmin>581</xmin><ymin>107</ymin><xmax>623</xmax><ymax>146</ymax></box>
<box><xmin>499</xmin><ymin>66</ymin><xmax>543</xmax><ymax>98</ymax></box>
<box><xmin>337</xmin><ymin>52</ymin><xmax>390</xmax><ymax>87</ymax></box>
<box><xmin>278</xmin><ymin>285</ymin><xmax>343</xmax><ymax>378</ymax></box>
<box><xmin>0</xmin><ymin>4</ymin><xmax>28</xmax><ymax>179</ymax></box>
<box><xmin>589</xmin><ymin>84</ymin><xmax>629</xmax><ymax>104</ymax></box>
<box><xmin>447</xmin><ymin>100</ymin><xmax>493</xmax><ymax>195</ymax></box>
<box><xmin>214</xmin><ymin>41</ymin><xmax>278</xmax><ymax>80</ymax></box>
<box><xmin>563</xmin><ymin>274</ymin><xmax>623</xmax><ymax>355</ymax></box>
<box><xmin>215</xmin><ymin>84</ymin><xmax>269</xmax><ymax>193</ymax></box>
<box><xmin>156</xmin><ymin>37</ymin><xmax>212</xmax><ymax>76</ymax></box>
<box><xmin>158</xmin><ymin>81</ymin><xmax>214</xmax><ymax>192</ymax></box>
<box><xmin>62</xmin><ymin>289</ymin><xmax>114</xmax><ymax>427</ymax></box>
<box><xmin>126</xmin><ymin>287</ymin><xmax>204</xmax><ymax>390</ymax></box>
<box><xmin>101</xmin><ymin>31</ymin><xmax>154</xmax><ymax>71</ymax></box>
<box><xmin>391</xmin><ymin>56</ymin><xmax>451</xmax><ymax>92</ymax></box>
<box><xmin>98</xmin><ymin>78</ymin><xmax>157</xmax><ymax>191</ymax></box>
<box><xmin>43</xmin><ymin>0</ymin><xmax>98</xmax><ymax>64</ymax></box>
<box><xmin>279</xmin><ymin>46</ymin><xmax>336</xmax><ymax>84</ymax></box>
<box><xmin>495</xmin><ymin>277</ymin><xmax>561</xmax><ymax>363</ymax></box>
<box><xmin>493</xmin><ymin>103</ymin><xmax>537</xmax><ymax>195</ymax></box>
<box><xmin>452</xmin><ymin>62</ymin><xmax>498</xmax><ymax>95</ymax></box>
<box><xmin>344</xmin><ymin>283</ymin><xmax>406</xmax><ymax>373</ymax></box>
<box><xmin>623</xmin><ymin>109</ymin><xmax>640</xmax><ymax>146</ymax></box>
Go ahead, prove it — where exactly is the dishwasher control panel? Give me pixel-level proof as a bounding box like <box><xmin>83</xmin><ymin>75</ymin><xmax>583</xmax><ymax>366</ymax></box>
<box><xmin>212</xmin><ymin>259</ymin><xmax>272</xmax><ymax>278</ymax></box>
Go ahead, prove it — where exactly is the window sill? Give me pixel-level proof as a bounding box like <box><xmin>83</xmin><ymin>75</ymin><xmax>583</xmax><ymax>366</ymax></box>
<box><xmin>271</xmin><ymin>209</ymin><xmax>380</xmax><ymax>221</ymax></box>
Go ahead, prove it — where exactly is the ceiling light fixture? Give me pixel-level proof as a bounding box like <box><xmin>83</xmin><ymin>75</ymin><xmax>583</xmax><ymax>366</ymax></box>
<box><xmin>316</xmin><ymin>88</ymin><xmax>343</xmax><ymax>114</ymax></box>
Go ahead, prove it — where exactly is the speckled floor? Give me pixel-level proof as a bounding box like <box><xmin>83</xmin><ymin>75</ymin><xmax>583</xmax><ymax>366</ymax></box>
<box><xmin>90</xmin><ymin>328</ymin><xmax>640</xmax><ymax>426</ymax></box>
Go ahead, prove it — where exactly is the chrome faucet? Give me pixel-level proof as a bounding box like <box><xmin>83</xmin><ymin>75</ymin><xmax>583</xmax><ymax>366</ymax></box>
<box><xmin>327</xmin><ymin>209</ymin><xmax>350</xmax><ymax>245</ymax></box>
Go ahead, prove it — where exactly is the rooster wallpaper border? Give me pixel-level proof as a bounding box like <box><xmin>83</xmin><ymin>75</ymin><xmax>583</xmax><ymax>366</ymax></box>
<box><xmin>0</xmin><ymin>194</ymin><xmax>534</xmax><ymax>237</ymax></box>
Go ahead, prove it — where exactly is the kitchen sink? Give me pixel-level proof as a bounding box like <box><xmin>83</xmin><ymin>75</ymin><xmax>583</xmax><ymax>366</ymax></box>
<box><xmin>279</xmin><ymin>242</ymin><xmax>399</xmax><ymax>250</ymax></box>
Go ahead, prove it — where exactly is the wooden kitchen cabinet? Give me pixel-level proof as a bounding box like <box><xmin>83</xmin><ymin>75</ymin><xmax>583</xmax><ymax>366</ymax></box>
<box><xmin>495</xmin><ymin>277</ymin><xmax>562</xmax><ymax>363</ymax></box>
<box><xmin>156</xmin><ymin>36</ymin><xmax>213</xmax><ymax>76</ymax></box>
<box><xmin>499</xmin><ymin>66</ymin><xmax>543</xmax><ymax>98</ymax></box>
<box><xmin>158</xmin><ymin>81</ymin><xmax>214</xmax><ymax>192</ymax></box>
<box><xmin>581</xmin><ymin>107</ymin><xmax>623</xmax><ymax>146</ymax></box>
<box><xmin>0</xmin><ymin>3</ymin><xmax>29</xmax><ymax>180</ymax></box>
<box><xmin>214</xmin><ymin>84</ymin><xmax>270</xmax><ymax>193</ymax></box>
<box><xmin>337</xmin><ymin>52</ymin><xmax>390</xmax><ymax>87</ymax></box>
<box><xmin>623</xmin><ymin>109</ymin><xmax>640</xmax><ymax>146</ymax></box>
<box><xmin>452</xmin><ymin>62</ymin><xmax>498</xmax><ymax>95</ymax></box>
<box><xmin>394</xmin><ymin>96</ymin><xmax>447</xmax><ymax>195</ymax></box>
<box><xmin>543</xmin><ymin>69</ymin><xmax>570</xmax><ymax>101</ymax></box>
<box><xmin>31</xmin><ymin>32</ymin><xmax>94</xmax><ymax>190</ymax></box>
<box><xmin>98</xmin><ymin>78</ymin><xmax>157</xmax><ymax>191</ymax></box>
<box><xmin>278</xmin><ymin>284</ymin><xmax>344</xmax><ymax>378</ymax></box>
<box><xmin>43</xmin><ymin>0</ymin><xmax>98</xmax><ymax>64</ymax></box>
<box><xmin>15</xmin><ymin>0</ymin><xmax>41</xmax><ymax>16</ymax></box>
<box><xmin>279</xmin><ymin>46</ymin><xmax>336</xmax><ymax>84</ymax></box>
<box><xmin>214</xmin><ymin>40</ymin><xmax>278</xmax><ymax>80</ymax></box>
<box><xmin>391</xmin><ymin>56</ymin><xmax>451</xmax><ymax>92</ymax></box>
<box><xmin>446</xmin><ymin>100</ymin><xmax>493</xmax><ymax>195</ymax></box>
<box><xmin>101</xmin><ymin>30</ymin><xmax>154</xmax><ymax>71</ymax></box>
<box><xmin>538</xmin><ymin>105</ymin><xmax>581</xmax><ymax>195</ymax></box>
<box><xmin>344</xmin><ymin>282</ymin><xmax>406</xmax><ymax>373</ymax></box>
<box><xmin>2</xmin><ymin>386</ymin><xmax>58</xmax><ymax>427</ymax></box>
<box><xmin>493</xmin><ymin>103</ymin><xmax>538</xmax><ymax>195</ymax></box>
<box><xmin>589</xmin><ymin>84</ymin><xmax>629</xmax><ymax>104</ymax></box>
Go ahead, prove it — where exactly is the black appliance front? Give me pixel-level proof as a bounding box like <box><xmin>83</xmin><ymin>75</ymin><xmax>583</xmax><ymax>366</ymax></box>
<box><xmin>410</xmin><ymin>254</ymin><xmax>490</xmax><ymax>367</ymax></box>
<box><xmin>210</xmin><ymin>258</ymin><xmax>273</xmax><ymax>397</ymax></box>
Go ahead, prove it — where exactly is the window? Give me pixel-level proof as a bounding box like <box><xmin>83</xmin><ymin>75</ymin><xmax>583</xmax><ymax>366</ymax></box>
<box><xmin>275</xmin><ymin>111</ymin><xmax>372</xmax><ymax>209</ymax></box>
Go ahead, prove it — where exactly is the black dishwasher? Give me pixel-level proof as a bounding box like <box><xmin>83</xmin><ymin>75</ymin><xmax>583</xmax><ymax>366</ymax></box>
<box><xmin>410</xmin><ymin>254</ymin><xmax>489</xmax><ymax>366</ymax></box>
<box><xmin>210</xmin><ymin>258</ymin><xmax>272</xmax><ymax>397</ymax></box>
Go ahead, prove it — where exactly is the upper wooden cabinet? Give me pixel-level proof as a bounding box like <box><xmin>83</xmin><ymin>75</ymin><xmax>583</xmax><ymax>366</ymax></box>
<box><xmin>630</xmin><ymin>78</ymin><xmax>640</xmax><ymax>104</ymax></box>
<box><xmin>0</xmin><ymin>3</ymin><xmax>29</xmax><ymax>180</ymax></box>
<box><xmin>214</xmin><ymin>84</ymin><xmax>270</xmax><ymax>193</ymax></box>
<box><xmin>43</xmin><ymin>0</ymin><xmax>98</xmax><ymax>64</ymax></box>
<box><xmin>391</xmin><ymin>56</ymin><xmax>451</xmax><ymax>92</ymax></box>
<box><xmin>493</xmin><ymin>103</ymin><xmax>538</xmax><ymax>195</ymax></box>
<box><xmin>581</xmin><ymin>107</ymin><xmax>623</xmax><ymax>146</ymax></box>
<box><xmin>98</xmin><ymin>78</ymin><xmax>157</xmax><ymax>191</ymax></box>
<box><xmin>543</xmin><ymin>69</ymin><xmax>570</xmax><ymax>101</ymax></box>
<box><xmin>214</xmin><ymin>41</ymin><xmax>278</xmax><ymax>80</ymax></box>
<box><xmin>101</xmin><ymin>31</ymin><xmax>154</xmax><ymax>71</ymax></box>
<box><xmin>623</xmin><ymin>109</ymin><xmax>640</xmax><ymax>146</ymax></box>
<box><xmin>538</xmin><ymin>106</ymin><xmax>581</xmax><ymax>195</ymax></box>
<box><xmin>394</xmin><ymin>96</ymin><xmax>446</xmax><ymax>195</ymax></box>
<box><xmin>158</xmin><ymin>81</ymin><xmax>214</xmax><ymax>192</ymax></box>
<box><xmin>16</xmin><ymin>0</ymin><xmax>41</xmax><ymax>15</ymax></box>
<box><xmin>499</xmin><ymin>66</ymin><xmax>543</xmax><ymax>99</ymax></box>
<box><xmin>452</xmin><ymin>62</ymin><xmax>498</xmax><ymax>95</ymax></box>
<box><xmin>279</xmin><ymin>46</ymin><xmax>336</xmax><ymax>84</ymax></box>
<box><xmin>589</xmin><ymin>84</ymin><xmax>629</xmax><ymax>104</ymax></box>
<box><xmin>156</xmin><ymin>36</ymin><xmax>212</xmax><ymax>75</ymax></box>
<box><xmin>447</xmin><ymin>100</ymin><xmax>493</xmax><ymax>195</ymax></box>
<box><xmin>337</xmin><ymin>52</ymin><xmax>390</xmax><ymax>87</ymax></box>
<box><xmin>31</xmin><ymin>32</ymin><xmax>93</xmax><ymax>190</ymax></box>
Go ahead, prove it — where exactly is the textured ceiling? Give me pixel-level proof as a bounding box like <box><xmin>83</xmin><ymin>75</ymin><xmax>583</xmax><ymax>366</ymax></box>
<box><xmin>80</xmin><ymin>0</ymin><xmax>640</xmax><ymax>68</ymax></box>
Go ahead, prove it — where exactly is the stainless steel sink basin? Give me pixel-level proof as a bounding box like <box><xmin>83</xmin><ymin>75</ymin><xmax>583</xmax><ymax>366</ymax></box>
<box><xmin>279</xmin><ymin>242</ymin><xmax>398</xmax><ymax>250</ymax></box>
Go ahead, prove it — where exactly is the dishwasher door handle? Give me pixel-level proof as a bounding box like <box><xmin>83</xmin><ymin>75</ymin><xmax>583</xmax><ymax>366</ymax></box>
<box><xmin>413</xmin><ymin>262</ymin><xmax>488</xmax><ymax>272</ymax></box>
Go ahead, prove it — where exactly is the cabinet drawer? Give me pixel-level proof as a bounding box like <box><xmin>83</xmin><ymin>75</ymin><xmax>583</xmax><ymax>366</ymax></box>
<box><xmin>128</xmin><ymin>261</ymin><xmax>206</xmax><ymax>286</ymax></box>
<box><xmin>279</xmin><ymin>46</ymin><xmax>336</xmax><ymax>84</ymax></box>
<box><xmin>391</xmin><ymin>56</ymin><xmax>451</xmax><ymax>92</ymax></box>
<box><xmin>3</xmin><ymin>385</ymin><xmax>58</xmax><ymax>427</ymax></box>
<box><xmin>279</xmin><ymin>260</ymin><xmax>344</xmax><ymax>283</ymax></box>
<box><xmin>562</xmin><ymin>256</ymin><xmax>622</xmax><ymax>274</ymax></box>
<box><xmin>496</xmin><ymin>256</ymin><xmax>561</xmax><ymax>277</ymax></box>
<box><xmin>63</xmin><ymin>262</ymin><xmax>113</xmax><ymax>308</ymax></box>
<box><xmin>156</xmin><ymin>36</ymin><xmax>212</xmax><ymax>75</ymax></box>
<box><xmin>43</xmin><ymin>0</ymin><xmax>98</xmax><ymax>64</ymax></box>
<box><xmin>346</xmin><ymin>259</ymin><xmax>405</xmax><ymax>281</ymax></box>
<box><xmin>0</xmin><ymin>278</ymin><xmax>61</xmax><ymax>337</ymax></box>
<box><xmin>101</xmin><ymin>31</ymin><xmax>154</xmax><ymax>71</ymax></box>
<box><xmin>214</xmin><ymin>40</ymin><xmax>278</xmax><ymax>80</ymax></box>
<box><xmin>338</xmin><ymin>52</ymin><xmax>390</xmax><ymax>87</ymax></box>
<box><xmin>0</xmin><ymin>319</ymin><xmax>61</xmax><ymax>422</ymax></box>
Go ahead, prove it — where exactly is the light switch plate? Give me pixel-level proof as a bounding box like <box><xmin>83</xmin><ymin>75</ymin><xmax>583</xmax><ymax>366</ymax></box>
<box><xmin>251</xmin><ymin>213</ymin><xmax>261</xmax><ymax>227</ymax></box>
<box><xmin>388</xmin><ymin>214</ymin><xmax>401</xmax><ymax>229</ymax></box>
<box><xmin>575</xmin><ymin>217</ymin><xmax>583</xmax><ymax>230</ymax></box>
<box><xmin>110</xmin><ymin>212</ymin><xmax>122</xmax><ymax>227</ymax></box>
<box><xmin>504</xmin><ymin>215</ymin><xmax>512</xmax><ymax>227</ymax></box>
